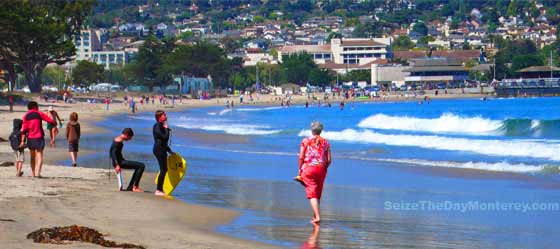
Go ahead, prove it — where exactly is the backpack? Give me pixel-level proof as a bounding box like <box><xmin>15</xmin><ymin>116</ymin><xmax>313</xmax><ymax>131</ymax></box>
<box><xmin>10</xmin><ymin>118</ymin><xmax>25</xmax><ymax>151</ymax></box>
<box><xmin>9</xmin><ymin>131</ymin><xmax>22</xmax><ymax>151</ymax></box>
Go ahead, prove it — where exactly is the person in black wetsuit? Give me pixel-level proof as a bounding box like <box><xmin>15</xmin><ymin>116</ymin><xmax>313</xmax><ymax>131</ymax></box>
<box><xmin>153</xmin><ymin>110</ymin><xmax>173</xmax><ymax>196</ymax></box>
<box><xmin>109</xmin><ymin>128</ymin><xmax>145</xmax><ymax>192</ymax></box>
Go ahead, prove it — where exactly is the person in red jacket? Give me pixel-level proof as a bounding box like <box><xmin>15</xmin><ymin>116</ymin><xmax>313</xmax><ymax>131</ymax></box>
<box><xmin>20</xmin><ymin>101</ymin><xmax>55</xmax><ymax>178</ymax></box>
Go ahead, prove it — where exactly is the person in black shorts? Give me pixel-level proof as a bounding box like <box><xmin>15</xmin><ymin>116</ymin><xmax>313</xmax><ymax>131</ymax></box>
<box><xmin>109</xmin><ymin>128</ymin><xmax>145</xmax><ymax>192</ymax></box>
<box><xmin>21</xmin><ymin>101</ymin><xmax>55</xmax><ymax>177</ymax></box>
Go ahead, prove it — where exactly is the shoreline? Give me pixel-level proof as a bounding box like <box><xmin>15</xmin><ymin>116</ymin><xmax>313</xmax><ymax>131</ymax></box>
<box><xmin>0</xmin><ymin>98</ymin><xmax>280</xmax><ymax>248</ymax></box>
<box><xmin>0</xmin><ymin>92</ymin><xmax>492</xmax><ymax>248</ymax></box>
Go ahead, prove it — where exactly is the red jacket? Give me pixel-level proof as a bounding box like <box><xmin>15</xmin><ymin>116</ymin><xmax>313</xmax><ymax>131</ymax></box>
<box><xmin>21</xmin><ymin>109</ymin><xmax>55</xmax><ymax>139</ymax></box>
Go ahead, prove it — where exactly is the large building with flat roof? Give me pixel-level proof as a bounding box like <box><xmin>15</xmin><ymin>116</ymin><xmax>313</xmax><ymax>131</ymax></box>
<box><xmin>277</xmin><ymin>38</ymin><xmax>392</xmax><ymax>72</ymax></box>
<box><xmin>403</xmin><ymin>58</ymin><xmax>469</xmax><ymax>87</ymax></box>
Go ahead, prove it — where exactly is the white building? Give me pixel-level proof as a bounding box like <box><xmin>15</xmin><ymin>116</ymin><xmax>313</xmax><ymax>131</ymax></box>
<box><xmin>74</xmin><ymin>29</ymin><xmax>134</xmax><ymax>69</ymax></box>
<box><xmin>277</xmin><ymin>38</ymin><xmax>392</xmax><ymax>65</ymax></box>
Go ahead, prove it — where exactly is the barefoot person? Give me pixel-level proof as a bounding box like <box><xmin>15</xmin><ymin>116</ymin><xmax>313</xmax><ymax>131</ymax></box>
<box><xmin>45</xmin><ymin>106</ymin><xmax>62</xmax><ymax>147</ymax></box>
<box><xmin>9</xmin><ymin>119</ymin><xmax>25</xmax><ymax>177</ymax></box>
<box><xmin>109</xmin><ymin>128</ymin><xmax>145</xmax><ymax>192</ymax></box>
<box><xmin>297</xmin><ymin>122</ymin><xmax>332</xmax><ymax>224</ymax></box>
<box><xmin>21</xmin><ymin>101</ymin><xmax>56</xmax><ymax>178</ymax></box>
<box><xmin>66</xmin><ymin>112</ymin><xmax>81</xmax><ymax>167</ymax></box>
<box><xmin>153</xmin><ymin>110</ymin><xmax>174</xmax><ymax>196</ymax></box>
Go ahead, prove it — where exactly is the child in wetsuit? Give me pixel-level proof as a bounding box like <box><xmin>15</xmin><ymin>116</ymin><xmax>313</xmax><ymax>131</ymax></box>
<box><xmin>109</xmin><ymin>128</ymin><xmax>145</xmax><ymax>192</ymax></box>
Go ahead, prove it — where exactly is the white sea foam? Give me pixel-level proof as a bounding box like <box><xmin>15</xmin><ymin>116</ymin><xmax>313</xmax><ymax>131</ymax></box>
<box><xmin>299</xmin><ymin>129</ymin><xmax>560</xmax><ymax>161</ymax></box>
<box><xmin>177</xmin><ymin>123</ymin><xmax>281</xmax><ymax>135</ymax></box>
<box><xmin>343</xmin><ymin>157</ymin><xmax>549</xmax><ymax>173</ymax></box>
<box><xmin>358</xmin><ymin>113</ymin><xmax>501</xmax><ymax>134</ymax></box>
<box><xmin>236</xmin><ymin>106</ymin><xmax>284</xmax><ymax>112</ymax></box>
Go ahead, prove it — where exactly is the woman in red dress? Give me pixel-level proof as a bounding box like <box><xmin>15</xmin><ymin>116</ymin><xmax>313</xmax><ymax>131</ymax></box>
<box><xmin>298</xmin><ymin>121</ymin><xmax>332</xmax><ymax>224</ymax></box>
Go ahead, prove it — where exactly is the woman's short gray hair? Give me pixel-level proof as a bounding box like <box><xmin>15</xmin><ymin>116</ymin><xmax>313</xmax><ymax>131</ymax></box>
<box><xmin>311</xmin><ymin>121</ymin><xmax>323</xmax><ymax>135</ymax></box>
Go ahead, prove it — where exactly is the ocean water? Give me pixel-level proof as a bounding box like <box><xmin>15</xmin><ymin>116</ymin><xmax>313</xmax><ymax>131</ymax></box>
<box><xmin>80</xmin><ymin>97</ymin><xmax>560</xmax><ymax>248</ymax></box>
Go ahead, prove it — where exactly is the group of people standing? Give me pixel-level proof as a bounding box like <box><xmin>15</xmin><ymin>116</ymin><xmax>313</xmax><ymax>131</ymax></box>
<box><xmin>10</xmin><ymin>101</ymin><xmax>81</xmax><ymax>178</ymax></box>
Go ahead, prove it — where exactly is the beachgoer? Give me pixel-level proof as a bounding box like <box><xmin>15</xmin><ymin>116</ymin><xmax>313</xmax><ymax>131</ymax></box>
<box><xmin>104</xmin><ymin>97</ymin><xmax>110</xmax><ymax>110</ymax></box>
<box><xmin>9</xmin><ymin>119</ymin><xmax>25</xmax><ymax>177</ymax></box>
<box><xmin>153</xmin><ymin>110</ymin><xmax>174</xmax><ymax>196</ymax></box>
<box><xmin>63</xmin><ymin>91</ymin><xmax>69</xmax><ymax>103</ymax></box>
<box><xmin>130</xmin><ymin>98</ymin><xmax>136</xmax><ymax>113</ymax></box>
<box><xmin>21</xmin><ymin>101</ymin><xmax>56</xmax><ymax>177</ymax></box>
<box><xmin>66</xmin><ymin>112</ymin><xmax>81</xmax><ymax>167</ymax></box>
<box><xmin>8</xmin><ymin>94</ymin><xmax>14</xmax><ymax>112</ymax></box>
<box><xmin>109</xmin><ymin>128</ymin><xmax>145</xmax><ymax>192</ymax></box>
<box><xmin>296</xmin><ymin>122</ymin><xmax>332</xmax><ymax>224</ymax></box>
<box><xmin>305</xmin><ymin>101</ymin><xmax>309</xmax><ymax>108</ymax></box>
<box><xmin>45</xmin><ymin>106</ymin><xmax>62</xmax><ymax>147</ymax></box>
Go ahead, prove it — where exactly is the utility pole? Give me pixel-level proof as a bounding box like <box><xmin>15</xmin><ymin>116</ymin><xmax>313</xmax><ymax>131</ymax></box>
<box><xmin>550</xmin><ymin>49</ymin><xmax>553</xmax><ymax>79</ymax></box>
<box><xmin>493</xmin><ymin>57</ymin><xmax>496</xmax><ymax>82</ymax></box>
<box><xmin>256</xmin><ymin>64</ymin><xmax>259</xmax><ymax>91</ymax></box>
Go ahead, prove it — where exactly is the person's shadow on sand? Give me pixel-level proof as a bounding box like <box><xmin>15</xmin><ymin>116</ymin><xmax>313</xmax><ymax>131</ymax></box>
<box><xmin>300</xmin><ymin>224</ymin><xmax>321</xmax><ymax>249</ymax></box>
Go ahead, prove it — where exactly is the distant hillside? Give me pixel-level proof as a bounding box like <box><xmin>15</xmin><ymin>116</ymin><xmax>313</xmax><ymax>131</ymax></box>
<box><xmin>90</xmin><ymin>0</ymin><xmax>560</xmax><ymax>31</ymax></box>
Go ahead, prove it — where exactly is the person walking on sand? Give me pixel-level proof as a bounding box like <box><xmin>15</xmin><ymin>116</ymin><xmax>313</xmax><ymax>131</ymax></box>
<box><xmin>104</xmin><ymin>97</ymin><xmax>110</xmax><ymax>110</ymax></box>
<box><xmin>109</xmin><ymin>128</ymin><xmax>145</xmax><ymax>192</ymax></box>
<box><xmin>66</xmin><ymin>112</ymin><xmax>81</xmax><ymax>167</ymax></box>
<box><xmin>153</xmin><ymin>110</ymin><xmax>174</xmax><ymax>196</ymax></box>
<box><xmin>45</xmin><ymin>106</ymin><xmax>62</xmax><ymax>147</ymax></box>
<box><xmin>296</xmin><ymin>122</ymin><xmax>332</xmax><ymax>224</ymax></box>
<box><xmin>9</xmin><ymin>119</ymin><xmax>25</xmax><ymax>177</ymax></box>
<box><xmin>21</xmin><ymin>101</ymin><xmax>56</xmax><ymax>178</ymax></box>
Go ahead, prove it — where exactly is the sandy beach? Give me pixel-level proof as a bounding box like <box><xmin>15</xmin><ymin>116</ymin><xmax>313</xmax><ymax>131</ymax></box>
<box><xmin>0</xmin><ymin>91</ymin><xmax>490</xmax><ymax>248</ymax></box>
<box><xmin>0</xmin><ymin>96</ymin><xmax>283</xmax><ymax>249</ymax></box>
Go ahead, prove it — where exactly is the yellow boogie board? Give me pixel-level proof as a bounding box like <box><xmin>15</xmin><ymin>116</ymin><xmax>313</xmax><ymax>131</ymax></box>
<box><xmin>155</xmin><ymin>153</ymin><xmax>187</xmax><ymax>195</ymax></box>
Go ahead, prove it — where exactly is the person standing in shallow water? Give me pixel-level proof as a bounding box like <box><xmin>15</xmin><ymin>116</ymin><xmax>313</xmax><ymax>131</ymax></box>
<box><xmin>297</xmin><ymin>122</ymin><xmax>332</xmax><ymax>224</ymax></box>
<box><xmin>153</xmin><ymin>110</ymin><xmax>174</xmax><ymax>196</ymax></box>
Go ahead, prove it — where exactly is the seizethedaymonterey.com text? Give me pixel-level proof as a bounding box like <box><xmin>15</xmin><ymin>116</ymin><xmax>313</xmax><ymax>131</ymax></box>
<box><xmin>384</xmin><ymin>201</ymin><xmax>560</xmax><ymax>213</ymax></box>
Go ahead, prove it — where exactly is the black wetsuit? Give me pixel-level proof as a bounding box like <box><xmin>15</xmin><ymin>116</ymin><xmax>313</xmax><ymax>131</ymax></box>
<box><xmin>109</xmin><ymin>140</ymin><xmax>145</xmax><ymax>191</ymax></box>
<box><xmin>153</xmin><ymin>122</ymin><xmax>172</xmax><ymax>192</ymax></box>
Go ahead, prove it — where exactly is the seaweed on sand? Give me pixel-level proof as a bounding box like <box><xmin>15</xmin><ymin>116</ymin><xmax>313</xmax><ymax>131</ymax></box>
<box><xmin>27</xmin><ymin>225</ymin><xmax>146</xmax><ymax>249</ymax></box>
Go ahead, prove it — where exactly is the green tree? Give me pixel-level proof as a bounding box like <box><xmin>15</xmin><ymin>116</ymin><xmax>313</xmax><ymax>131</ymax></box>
<box><xmin>340</xmin><ymin>70</ymin><xmax>371</xmax><ymax>83</ymax></box>
<box><xmin>127</xmin><ymin>35</ymin><xmax>168</xmax><ymax>87</ymax></box>
<box><xmin>352</xmin><ymin>20</ymin><xmax>383</xmax><ymax>37</ymax></box>
<box><xmin>392</xmin><ymin>35</ymin><xmax>415</xmax><ymax>50</ymax></box>
<box><xmin>511</xmin><ymin>54</ymin><xmax>544</xmax><ymax>74</ymax></box>
<box><xmin>72</xmin><ymin>60</ymin><xmax>104</xmax><ymax>85</ymax></box>
<box><xmin>281</xmin><ymin>53</ymin><xmax>317</xmax><ymax>85</ymax></box>
<box><xmin>308</xmin><ymin>68</ymin><xmax>333</xmax><ymax>86</ymax></box>
<box><xmin>506</xmin><ymin>0</ymin><xmax>519</xmax><ymax>17</ymax></box>
<box><xmin>412</xmin><ymin>22</ymin><xmax>428</xmax><ymax>36</ymax></box>
<box><xmin>41</xmin><ymin>65</ymin><xmax>65</xmax><ymax>86</ymax></box>
<box><xmin>158</xmin><ymin>42</ymin><xmax>233</xmax><ymax>88</ymax></box>
<box><xmin>0</xmin><ymin>0</ymin><xmax>94</xmax><ymax>93</ymax></box>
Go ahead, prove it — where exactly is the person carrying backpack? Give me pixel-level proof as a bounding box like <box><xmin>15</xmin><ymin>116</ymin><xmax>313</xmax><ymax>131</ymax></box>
<box><xmin>9</xmin><ymin>119</ymin><xmax>25</xmax><ymax>177</ymax></box>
